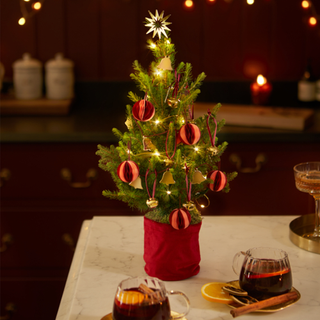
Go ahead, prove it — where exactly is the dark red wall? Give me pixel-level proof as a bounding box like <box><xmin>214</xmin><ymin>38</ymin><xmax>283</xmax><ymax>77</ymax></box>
<box><xmin>1</xmin><ymin>0</ymin><xmax>319</xmax><ymax>82</ymax></box>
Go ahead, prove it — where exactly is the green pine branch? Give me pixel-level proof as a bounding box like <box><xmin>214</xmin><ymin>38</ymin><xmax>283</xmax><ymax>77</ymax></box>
<box><xmin>96</xmin><ymin>32</ymin><xmax>237</xmax><ymax>224</ymax></box>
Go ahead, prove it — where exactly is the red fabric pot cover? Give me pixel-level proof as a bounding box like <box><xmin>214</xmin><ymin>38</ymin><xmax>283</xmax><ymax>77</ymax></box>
<box><xmin>144</xmin><ymin>216</ymin><xmax>202</xmax><ymax>281</ymax></box>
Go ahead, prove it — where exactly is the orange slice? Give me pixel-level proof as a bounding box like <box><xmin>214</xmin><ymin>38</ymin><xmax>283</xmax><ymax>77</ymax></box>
<box><xmin>201</xmin><ymin>282</ymin><xmax>233</xmax><ymax>304</ymax></box>
<box><xmin>117</xmin><ymin>291</ymin><xmax>145</xmax><ymax>305</ymax></box>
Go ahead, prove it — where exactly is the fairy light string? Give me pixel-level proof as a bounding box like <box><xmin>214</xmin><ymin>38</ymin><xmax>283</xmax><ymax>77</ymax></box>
<box><xmin>17</xmin><ymin>0</ymin><xmax>319</xmax><ymax>30</ymax></box>
<box><xmin>19</xmin><ymin>0</ymin><xmax>45</xmax><ymax>26</ymax></box>
<box><xmin>183</xmin><ymin>1</ymin><xmax>319</xmax><ymax>28</ymax></box>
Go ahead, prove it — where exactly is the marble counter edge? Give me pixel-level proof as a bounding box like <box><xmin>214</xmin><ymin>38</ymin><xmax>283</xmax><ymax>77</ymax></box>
<box><xmin>56</xmin><ymin>220</ymin><xmax>92</xmax><ymax>320</ymax></box>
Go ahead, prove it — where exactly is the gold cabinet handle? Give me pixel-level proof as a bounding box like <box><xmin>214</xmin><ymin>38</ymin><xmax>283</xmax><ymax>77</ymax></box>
<box><xmin>61</xmin><ymin>168</ymin><xmax>97</xmax><ymax>188</ymax></box>
<box><xmin>0</xmin><ymin>168</ymin><xmax>11</xmax><ymax>187</ymax></box>
<box><xmin>0</xmin><ymin>234</ymin><xmax>14</xmax><ymax>253</ymax></box>
<box><xmin>229</xmin><ymin>153</ymin><xmax>267</xmax><ymax>173</ymax></box>
<box><xmin>0</xmin><ymin>302</ymin><xmax>17</xmax><ymax>320</ymax></box>
<box><xmin>62</xmin><ymin>233</ymin><xmax>75</xmax><ymax>251</ymax></box>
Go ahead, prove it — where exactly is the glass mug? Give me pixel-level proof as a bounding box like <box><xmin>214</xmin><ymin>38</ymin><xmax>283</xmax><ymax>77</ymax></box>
<box><xmin>232</xmin><ymin>247</ymin><xmax>292</xmax><ymax>299</ymax></box>
<box><xmin>112</xmin><ymin>277</ymin><xmax>190</xmax><ymax>320</ymax></box>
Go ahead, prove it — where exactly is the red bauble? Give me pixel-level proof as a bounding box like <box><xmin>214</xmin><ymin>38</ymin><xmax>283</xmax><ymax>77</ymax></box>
<box><xmin>132</xmin><ymin>100</ymin><xmax>155</xmax><ymax>122</ymax></box>
<box><xmin>179</xmin><ymin>123</ymin><xmax>201</xmax><ymax>145</ymax></box>
<box><xmin>207</xmin><ymin>170</ymin><xmax>227</xmax><ymax>192</ymax></box>
<box><xmin>117</xmin><ymin>160</ymin><xmax>139</xmax><ymax>183</ymax></box>
<box><xmin>169</xmin><ymin>208</ymin><xmax>191</xmax><ymax>230</ymax></box>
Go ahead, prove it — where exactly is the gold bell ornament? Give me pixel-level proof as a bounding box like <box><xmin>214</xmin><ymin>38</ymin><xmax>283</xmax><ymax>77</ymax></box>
<box><xmin>129</xmin><ymin>176</ymin><xmax>143</xmax><ymax>189</ymax></box>
<box><xmin>191</xmin><ymin>168</ymin><xmax>206</xmax><ymax>184</ymax></box>
<box><xmin>145</xmin><ymin>169</ymin><xmax>158</xmax><ymax>208</ymax></box>
<box><xmin>208</xmin><ymin>146</ymin><xmax>219</xmax><ymax>156</ymax></box>
<box><xmin>160</xmin><ymin>170</ymin><xmax>175</xmax><ymax>185</ymax></box>
<box><xmin>183</xmin><ymin>201</ymin><xmax>196</xmax><ymax>211</ymax></box>
<box><xmin>160</xmin><ymin>169</ymin><xmax>175</xmax><ymax>194</ymax></box>
<box><xmin>146</xmin><ymin>198</ymin><xmax>159</xmax><ymax>208</ymax></box>
<box><xmin>158</xmin><ymin>56</ymin><xmax>173</xmax><ymax>71</ymax></box>
<box><xmin>167</xmin><ymin>97</ymin><xmax>180</xmax><ymax>108</ymax></box>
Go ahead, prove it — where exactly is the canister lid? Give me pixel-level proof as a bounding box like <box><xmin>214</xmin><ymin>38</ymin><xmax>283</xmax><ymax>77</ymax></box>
<box><xmin>45</xmin><ymin>53</ymin><xmax>74</xmax><ymax>69</ymax></box>
<box><xmin>13</xmin><ymin>53</ymin><xmax>42</xmax><ymax>69</ymax></box>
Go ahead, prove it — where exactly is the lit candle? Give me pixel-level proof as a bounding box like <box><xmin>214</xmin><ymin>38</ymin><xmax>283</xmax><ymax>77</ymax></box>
<box><xmin>250</xmin><ymin>74</ymin><xmax>272</xmax><ymax>105</ymax></box>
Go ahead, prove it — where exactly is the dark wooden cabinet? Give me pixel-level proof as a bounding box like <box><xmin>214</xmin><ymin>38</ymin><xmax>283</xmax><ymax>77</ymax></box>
<box><xmin>203</xmin><ymin>141</ymin><xmax>319</xmax><ymax>216</ymax></box>
<box><xmin>0</xmin><ymin>142</ymin><xmax>140</xmax><ymax>320</ymax></box>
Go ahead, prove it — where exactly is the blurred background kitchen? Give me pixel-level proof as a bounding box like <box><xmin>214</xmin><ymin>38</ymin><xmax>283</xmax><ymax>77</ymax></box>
<box><xmin>1</xmin><ymin>1</ymin><xmax>320</xmax><ymax>320</ymax></box>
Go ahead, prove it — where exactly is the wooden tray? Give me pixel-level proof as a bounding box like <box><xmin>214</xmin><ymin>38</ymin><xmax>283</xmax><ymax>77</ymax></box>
<box><xmin>194</xmin><ymin>103</ymin><xmax>314</xmax><ymax>131</ymax></box>
<box><xmin>0</xmin><ymin>94</ymin><xmax>72</xmax><ymax>115</ymax></box>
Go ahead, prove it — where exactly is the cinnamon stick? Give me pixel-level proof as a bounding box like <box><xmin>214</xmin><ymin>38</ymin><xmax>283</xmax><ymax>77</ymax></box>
<box><xmin>230</xmin><ymin>291</ymin><xmax>299</xmax><ymax>318</ymax></box>
<box><xmin>138</xmin><ymin>283</ymin><xmax>162</xmax><ymax>302</ymax></box>
<box><xmin>139</xmin><ymin>283</ymin><xmax>154</xmax><ymax>294</ymax></box>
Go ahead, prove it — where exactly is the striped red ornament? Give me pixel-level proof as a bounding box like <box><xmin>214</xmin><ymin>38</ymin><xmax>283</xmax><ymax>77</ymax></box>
<box><xmin>117</xmin><ymin>160</ymin><xmax>139</xmax><ymax>183</ymax></box>
<box><xmin>132</xmin><ymin>100</ymin><xmax>155</xmax><ymax>122</ymax></box>
<box><xmin>179</xmin><ymin>123</ymin><xmax>201</xmax><ymax>145</ymax></box>
<box><xmin>169</xmin><ymin>208</ymin><xmax>191</xmax><ymax>230</ymax></box>
<box><xmin>207</xmin><ymin>170</ymin><xmax>227</xmax><ymax>192</ymax></box>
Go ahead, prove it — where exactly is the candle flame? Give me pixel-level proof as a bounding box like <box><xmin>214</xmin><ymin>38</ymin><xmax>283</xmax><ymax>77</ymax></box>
<box><xmin>257</xmin><ymin>74</ymin><xmax>267</xmax><ymax>86</ymax></box>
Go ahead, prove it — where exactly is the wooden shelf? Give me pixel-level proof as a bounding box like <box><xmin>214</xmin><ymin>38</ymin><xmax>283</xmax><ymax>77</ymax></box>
<box><xmin>0</xmin><ymin>94</ymin><xmax>72</xmax><ymax>115</ymax></box>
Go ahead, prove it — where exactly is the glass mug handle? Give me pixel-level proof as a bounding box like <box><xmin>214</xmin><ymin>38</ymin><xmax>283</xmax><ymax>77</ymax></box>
<box><xmin>232</xmin><ymin>251</ymin><xmax>246</xmax><ymax>276</ymax></box>
<box><xmin>167</xmin><ymin>290</ymin><xmax>190</xmax><ymax>319</ymax></box>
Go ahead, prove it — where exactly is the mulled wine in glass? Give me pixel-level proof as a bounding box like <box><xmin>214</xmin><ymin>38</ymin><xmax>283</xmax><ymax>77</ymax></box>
<box><xmin>112</xmin><ymin>277</ymin><xmax>189</xmax><ymax>320</ymax></box>
<box><xmin>294</xmin><ymin>162</ymin><xmax>320</xmax><ymax>240</ymax></box>
<box><xmin>233</xmin><ymin>247</ymin><xmax>292</xmax><ymax>299</ymax></box>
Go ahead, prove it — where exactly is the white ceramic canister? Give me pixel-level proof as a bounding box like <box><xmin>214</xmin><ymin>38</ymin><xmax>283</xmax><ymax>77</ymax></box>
<box><xmin>45</xmin><ymin>53</ymin><xmax>74</xmax><ymax>100</ymax></box>
<box><xmin>13</xmin><ymin>53</ymin><xmax>43</xmax><ymax>100</ymax></box>
<box><xmin>298</xmin><ymin>80</ymin><xmax>316</xmax><ymax>102</ymax></box>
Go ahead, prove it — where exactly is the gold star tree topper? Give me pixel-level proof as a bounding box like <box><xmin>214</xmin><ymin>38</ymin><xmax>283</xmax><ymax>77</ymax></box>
<box><xmin>145</xmin><ymin>10</ymin><xmax>171</xmax><ymax>39</ymax></box>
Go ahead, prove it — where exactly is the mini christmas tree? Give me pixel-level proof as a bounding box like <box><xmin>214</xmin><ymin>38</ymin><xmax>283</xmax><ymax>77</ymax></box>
<box><xmin>96</xmin><ymin>10</ymin><xmax>237</xmax><ymax>229</ymax></box>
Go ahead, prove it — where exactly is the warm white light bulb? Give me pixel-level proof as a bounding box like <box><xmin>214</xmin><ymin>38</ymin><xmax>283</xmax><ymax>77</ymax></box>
<box><xmin>247</xmin><ymin>0</ymin><xmax>254</xmax><ymax>5</ymax></box>
<box><xmin>155</xmin><ymin>119</ymin><xmax>160</xmax><ymax>125</ymax></box>
<box><xmin>155</xmin><ymin>69</ymin><xmax>162</xmax><ymax>77</ymax></box>
<box><xmin>18</xmin><ymin>17</ymin><xmax>26</xmax><ymax>25</ymax></box>
<box><xmin>154</xmin><ymin>151</ymin><xmax>160</xmax><ymax>156</ymax></box>
<box><xmin>166</xmin><ymin>190</ymin><xmax>171</xmax><ymax>195</ymax></box>
<box><xmin>150</xmin><ymin>43</ymin><xmax>156</xmax><ymax>49</ymax></box>
<box><xmin>33</xmin><ymin>2</ymin><xmax>42</xmax><ymax>10</ymax></box>
<box><xmin>194</xmin><ymin>147</ymin><xmax>199</xmax><ymax>152</ymax></box>
<box><xmin>302</xmin><ymin>1</ymin><xmax>310</xmax><ymax>9</ymax></box>
<box><xmin>309</xmin><ymin>16</ymin><xmax>317</xmax><ymax>26</ymax></box>
<box><xmin>185</xmin><ymin>0</ymin><xmax>194</xmax><ymax>8</ymax></box>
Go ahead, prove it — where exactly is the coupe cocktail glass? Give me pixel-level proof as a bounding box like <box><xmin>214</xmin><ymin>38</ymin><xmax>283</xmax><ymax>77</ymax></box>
<box><xmin>294</xmin><ymin>162</ymin><xmax>320</xmax><ymax>240</ymax></box>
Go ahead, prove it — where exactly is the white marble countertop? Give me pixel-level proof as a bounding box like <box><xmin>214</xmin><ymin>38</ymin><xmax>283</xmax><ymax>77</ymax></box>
<box><xmin>56</xmin><ymin>216</ymin><xmax>320</xmax><ymax>320</ymax></box>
